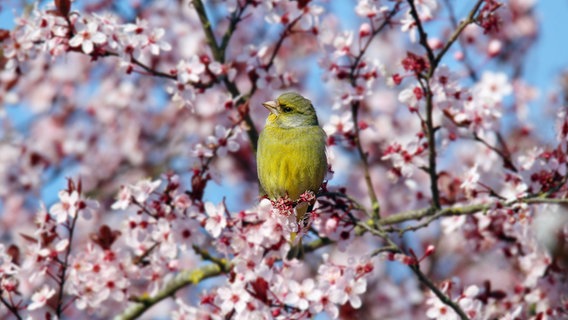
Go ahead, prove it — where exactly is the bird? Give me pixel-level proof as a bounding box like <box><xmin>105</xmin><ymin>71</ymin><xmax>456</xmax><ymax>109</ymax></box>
<box><xmin>257</xmin><ymin>92</ymin><xmax>327</xmax><ymax>258</ymax></box>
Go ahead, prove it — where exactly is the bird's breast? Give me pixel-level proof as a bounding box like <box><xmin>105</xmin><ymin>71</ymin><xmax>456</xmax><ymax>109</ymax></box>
<box><xmin>257</xmin><ymin>125</ymin><xmax>327</xmax><ymax>200</ymax></box>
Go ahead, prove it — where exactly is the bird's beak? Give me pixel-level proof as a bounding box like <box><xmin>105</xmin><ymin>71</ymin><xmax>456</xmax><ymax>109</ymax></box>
<box><xmin>262</xmin><ymin>100</ymin><xmax>279</xmax><ymax>115</ymax></box>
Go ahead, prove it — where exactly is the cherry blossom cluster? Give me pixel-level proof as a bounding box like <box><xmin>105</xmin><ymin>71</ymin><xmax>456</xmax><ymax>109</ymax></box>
<box><xmin>1</xmin><ymin>179</ymin><xmax>99</xmax><ymax>318</ymax></box>
<box><xmin>2</xmin><ymin>6</ymin><xmax>171</xmax><ymax>67</ymax></box>
<box><xmin>0</xmin><ymin>176</ymin><xmax>371</xmax><ymax>319</ymax></box>
<box><xmin>162</xmin><ymin>194</ymin><xmax>374</xmax><ymax>319</ymax></box>
<box><xmin>437</xmin><ymin>201</ymin><xmax>567</xmax><ymax>319</ymax></box>
<box><xmin>3</xmin><ymin>174</ymin><xmax>204</xmax><ymax>317</ymax></box>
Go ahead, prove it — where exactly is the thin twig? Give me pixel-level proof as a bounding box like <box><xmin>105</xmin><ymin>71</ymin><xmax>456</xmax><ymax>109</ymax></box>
<box><xmin>55</xmin><ymin>204</ymin><xmax>81</xmax><ymax>317</ymax></box>
<box><xmin>406</xmin><ymin>0</ymin><xmax>435</xmax><ymax>63</ymax></box>
<box><xmin>192</xmin><ymin>0</ymin><xmax>259</xmax><ymax>151</ymax></box>
<box><xmin>431</xmin><ymin>0</ymin><xmax>484</xmax><ymax>75</ymax></box>
<box><xmin>348</xmin><ymin>4</ymin><xmax>402</xmax><ymax>221</ymax></box>
<box><xmin>409</xmin><ymin>264</ymin><xmax>470</xmax><ymax>320</ymax></box>
<box><xmin>0</xmin><ymin>295</ymin><xmax>22</xmax><ymax>320</ymax></box>
<box><xmin>472</xmin><ymin>133</ymin><xmax>518</xmax><ymax>172</ymax></box>
<box><xmin>405</xmin><ymin>0</ymin><xmax>485</xmax><ymax>209</ymax></box>
<box><xmin>360</xmin><ymin>218</ymin><xmax>470</xmax><ymax>319</ymax></box>
<box><xmin>441</xmin><ymin>0</ymin><xmax>479</xmax><ymax>81</ymax></box>
<box><xmin>370</xmin><ymin>245</ymin><xmax>398</xmax><ymax>257</ymax></box>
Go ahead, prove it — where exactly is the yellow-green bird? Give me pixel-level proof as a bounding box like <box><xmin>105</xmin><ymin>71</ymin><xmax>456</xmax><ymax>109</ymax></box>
<box><xmin>257</xmin><ymin>92</ymin><xmax>327</xmax><ymax>258</ymax></box>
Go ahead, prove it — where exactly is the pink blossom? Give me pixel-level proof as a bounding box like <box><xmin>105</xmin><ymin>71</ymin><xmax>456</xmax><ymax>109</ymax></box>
<box><xmin>204</xmin><ymin>202</ymin><xmax>227</xmax><ymax>238</ymax></box>
<box><xmin>146</xmin><ymin>28</ymin><xmax>171</xmax><ymax>56</ymax></box>
<box><xmin>167</xmin><ymin>81</ymin><xmax>197</xmax><ymax>108</ymax></box>
<box><xmin>216</xmin><ymin>284</ymin><xmax>250</xmax><ymax>315</ymax></box>
<box><xmin>355</xmin><ymin>0</ymin><xmax>383</xmax><ymax>18</ymax></box>
<box><xmin>176</xmin><ymin>56</ymin><xmax>206</xmax><ymax>84</ymax></box>
<box><xmin>206</xmin><ymin>125</ymin><xmax>240</xmax><ymax>157</ymax></box>
<box><xmin>0</xmin><ymin>244</ymin><xmax>18</xmax><ymax>277</ymax></box>
<box><xmin>415</xmin><ymin>0</ymin><xmax>438</xmax><ymax>20</ymax></box>
<box><xmin>0</xmin><ymin>1</ymin><xmax>565</xmax><ymax>319</ymax></box>
<box><xmin>460</xmin><ymin>164</ymin><xmax>480</xmax><ymax>198</ymax></box>
<box><xmin>474</xmin><ymin>71</ymin><xmax>513</xmax><ymax>105</ymax></box>
<box><xmin>27</xmin><ymin>285</ymin><xmax>56</xmax><ymax>310</ymax></box>
<box><xmin>111</xmin><ymin>185</ymin><xmax>133</xmax><ymax>210</ymax></box>
<box><xmin>172</xmin><ymin>298</ymin><xmax>219</xmax><ymax>320</ymax></box>
<box><xmin>50</xmin><ymin>190</ymin><xmax>80</xmax><ymax>223</ymax></box>
<box><xmin>69</xmin><ymin>20</ymin><xmax>107</xmax><ymax>54</ymax></box>
<box><xmin>401</xmin><ymin>11</ymin><xmax>418</xmax><ymax>43</ymax></box>
<box><xmin>130</xmin><ymin>179</ymin><xmax>161</xmax><ymax>203</ymax></box>
<box><xmin>284</xmin><ymin>279</ymin><xmax>322</xmax><ymax>311</ymax></box>
<box><xmin>329</xmin><ymin>270</ymin><xmax>367</xmax><ymax>308</ymax></box>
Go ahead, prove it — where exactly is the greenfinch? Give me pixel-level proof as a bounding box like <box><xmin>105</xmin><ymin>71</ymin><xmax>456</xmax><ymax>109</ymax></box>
<box><xmin>257</xmin><ymin>92</ymin><xmax>327</xmax><ymax>258</ymax></box>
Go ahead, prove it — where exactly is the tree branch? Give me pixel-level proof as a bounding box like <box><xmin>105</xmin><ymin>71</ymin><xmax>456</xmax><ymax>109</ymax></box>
<box><xmin>472</xmin><ymin>132</ymin><xmax>518</xmax><ymax>172</ymax></box>
<box><xmin>441</xmin><ymin>0</ymin><xmax>479</xmax><ymax>81</ymax></box>
<box><xmin>117</xmin><ymin>264</ymin><xmax>223</xmax><ymax>320</ymax></box>
<box><xmin>348</xmin><ymin>4</ymin><xmax>402</xmax><ymax>221</ymax></box>
<box><xmin>409</xmin><ymin>264</ymin><xmax>470</xmax><ymax>320</ymax></box>
<box><xmin>56</xmin><ymin>198</ymin><xmax>81</xmax><ymax>317</ymax></box>
<box><xmin>359</xmin><ymin>220</ymin><xmax>470</xmax><ymax>319</ymax></box>
<box><xmin>0</xmin><ymin>295</ymin><xmax>22</xmax><ymax>320</ymax></box>
<box><xmin>405</xmin><ymin>0</ymin><xmax>485</xmax><ymax>209</ymax></box>
<box><xmin>191</xmin><ymin>0</ymin><xmax>259</xmax><ymax>151</ymax></box>
<box><xmin>115</xmin><ymin>193</ymin><xmax>568</xmax><ymax>319</ymax></box>
<box><xmin>431</xmin><ymin>0</ymin><xmax>484</xmax><ymax>74</ymax></box>
<box><xmin>406</xmin><ymin>0</ymin><xmax>435</xmax><ymax>63</ymax></box>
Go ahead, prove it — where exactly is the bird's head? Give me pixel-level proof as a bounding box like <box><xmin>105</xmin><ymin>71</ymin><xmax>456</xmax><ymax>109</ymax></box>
<box><xmin>262</xmin><ymin>92</ymin><xmax>319</xmax><ymax>128</ymax></box>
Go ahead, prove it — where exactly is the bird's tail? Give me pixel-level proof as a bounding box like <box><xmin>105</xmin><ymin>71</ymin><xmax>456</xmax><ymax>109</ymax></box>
<box><xmin>287</xmin><ymin>202</ymin><xmax>309</xmax><ymax>260</ymax></box>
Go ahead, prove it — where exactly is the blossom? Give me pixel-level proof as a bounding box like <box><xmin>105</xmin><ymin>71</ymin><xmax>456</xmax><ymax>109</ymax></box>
<box><xmin>111</xmin><ymin>185</ymin><xmax>133</xmax><ymax>210</ymax></box>
<box><xmin>130</xmin><ymin>179</ymin><xmax>161</xmax><ymax>203</ymax></box>
<box><xmin>176</xmin><ymin>56</ymin><xmax>206</xmax><ymax>84</ymax></box>
<box><xmin>28</xmin><ymin>285</ymin><xmax>56</xmax><ymax>310</ymax></box>
<box><xmin>460</xmin><ymin>164</ymin><xmax>480</xmax><ymax>197</ymax></box>
<box><xmin>192</xmin><ymin>142</ymin><xmax>214</xmax><ymax>158</ymax></box>
<box><xmin>0</xmin><ymin>244</ymin><xmax>18</xmax><ymax>277</ymax></box>
<box><xmin>167</xmin><ymin>81</ymin><xmax>197</xmax><ymax>108</ymax></box>
<box><xmin>474</xmin><ymin>71</ymin><xmax>513</xmax><ymax>105</ymax></box>
<box><xmin>426</xmin><ymin>297</ymin><xmax>457</xmax><ymax>320</ymax></box>
<box><xmin>50</xmin><ymin>190</ymin><xmax>80</xmax><ymax>223</ymax></box>
<box><xmin>0</xmin><ymin>2</ymin><xmax>565</xmax><ymax>320</ymax></box>
<box><xmin>236</xmin><ymin>44</ymin><xmax>269</xmax><ymax>70</ymax></box>
<box><xmin>172</xmin><ymin>298</ymin><xmax>220</xmax><ymax>320</ymax></box>
<box><xmin>146</xmin><ymin>28</ymin><xmax>171</xmax><ymax>56</ymax></box>
<box><xmin>399</xmin><ymin>84</ymin><xmax>424</xmax><ymax>109</ymax></box>
<box><xmin>355</xmin><ymin>0</ymin><xmax>382</xmax><ymax>18</ymax></box>
<box><xmin>69</xmin><ymin>20</ymin><xmax>107</xmax><ymax>54</ymax></box>
<box><xmin>401</xmin><ymin>11</ymin><xmax>418</xmax><ymax>43</ymax></box>
<box><xmin>204</xmin><ymin>202</ymin><xmax>227</xmax><ymax>238</ymax></box>
<box><xmin>286</xmin><ymin>279</ymin><xmax>323</xmax><ymax>311</ymax></box>
<box><xmin>329</xmin><ymin>271</ymin><xmax>367</xmax><ymax>308</ymax></box>
<box><xmin>415</xmin><ymin>0</ymin><xmax>438</xmax><ymax>20</ymax></box>
<box><xmin>323</xmin><ymin>112</ymin><xmax>354</xmax><ymax>137</ymax></box>
<box><xmin>217</xmin><ymin>284</ymin><xmax>250</xmax><ymax>315</ymax></box>
<box><xmin>206</xmin><ymin>125</ymin><xmax>240</xmax><ymax>157</ymax></box>
<box><xmin>382</xmin><ymin>141</ymin><xmax>428</xmax><ymax>178</ymax></box>
<box><xmin>332</xmin><ymin>31</ymin><xmax>354</xmax><ymax>57</ymax></box>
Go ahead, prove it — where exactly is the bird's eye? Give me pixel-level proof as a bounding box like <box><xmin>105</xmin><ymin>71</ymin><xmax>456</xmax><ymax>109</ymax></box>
<box><xmin>281</xmin><ymin>106</ymin><xmax>292</xmax><ymax>112</ymax></box>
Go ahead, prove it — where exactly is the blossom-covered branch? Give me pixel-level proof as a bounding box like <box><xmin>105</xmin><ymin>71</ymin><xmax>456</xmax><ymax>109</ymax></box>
<box><xmin>118</xmin><ymin>264</ymin><xmax>224</xmax><ymax>320</ymax></box>
<box><xmin>405</xmin><ymin>0</ymin><xmax>484</xmax><ymax>209</ymax></box>
<box><xmin>349</xmin><ymin>3</ymin><xmax>403</xmax><ymax>221</ymax></box>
